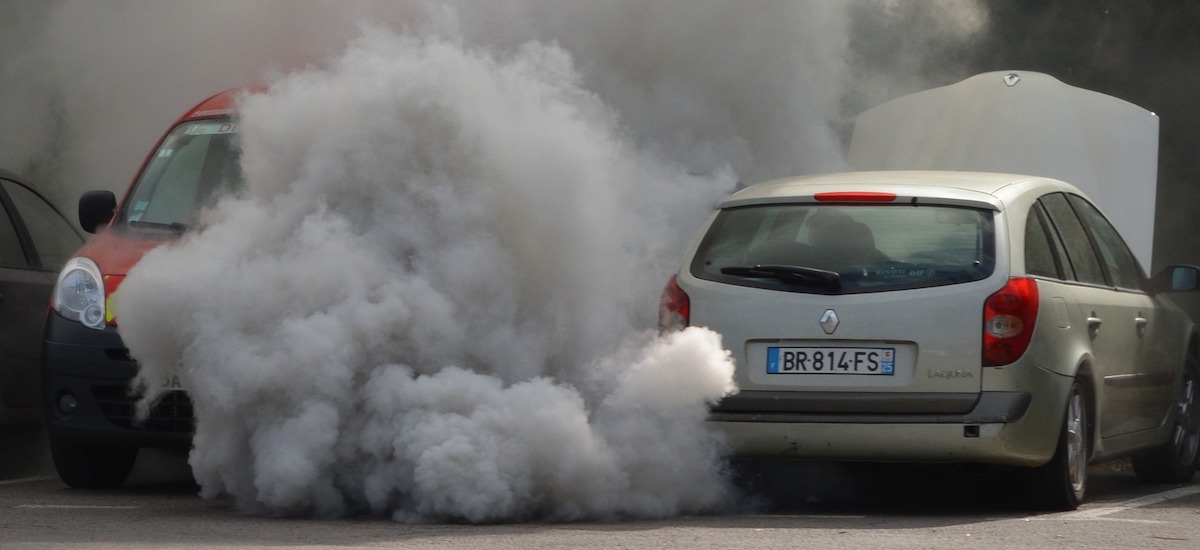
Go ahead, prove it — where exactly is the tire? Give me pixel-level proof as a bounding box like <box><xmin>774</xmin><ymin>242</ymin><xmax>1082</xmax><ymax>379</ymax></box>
<box><xmin>1027</xmin><ymin>380</ymin><xmax>1089</xmax><ymax>511</ymax></box>
<box><xmin>1132</xmin><ymin>354</ymin><xmax>1200</xmax><ymax>483</ymax></box>
<box><xmin>49</xmin><ymin>439</ymin><xmax>138</xmax><ymax>489</ymax></box>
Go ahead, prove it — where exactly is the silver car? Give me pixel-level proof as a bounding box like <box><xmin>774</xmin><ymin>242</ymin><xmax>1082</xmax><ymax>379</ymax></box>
<box><xmin>661</xmin><ymin>170</ymin><xmax>1200</xmax><ymax>510</ymax></box>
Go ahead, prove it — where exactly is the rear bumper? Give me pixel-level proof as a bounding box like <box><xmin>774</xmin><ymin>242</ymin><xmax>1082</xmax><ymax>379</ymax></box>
<box><xmin>711</xmin><ymin>391</ymin><xmax>1031</xmax><ymax>423</ymax></box>
<box><xmin>710</xmin><ymin>386</ymin><xmax>1069</xmax><ymax>467</ymax></box>
<box><xmin>40</xmin><ymin>311</ymin><xmax>193</xmax><ymax>449</ymax></box>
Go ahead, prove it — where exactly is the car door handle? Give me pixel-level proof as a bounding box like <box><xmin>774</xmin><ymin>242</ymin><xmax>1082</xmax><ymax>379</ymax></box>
<box><xmin>1135</xmin><ymin>316</ymin><xmax>1148</xmax><ymax>339</ymax></box>
<box><xmin>1087</xmin><ymin>315</ymin><xmax>1102</xmax><ymax>339</ymax></box>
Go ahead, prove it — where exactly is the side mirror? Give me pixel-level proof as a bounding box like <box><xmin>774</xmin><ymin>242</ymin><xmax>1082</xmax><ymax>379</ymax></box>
<box><xmin>1151</xmin><ymin>265</ymin><xmax>1200</xmax><ymax>293</ymax></box>
<box><xmin>78</xmin><ymin>190</ymin><xmax>116</xmax><ymax>234</ymax></box>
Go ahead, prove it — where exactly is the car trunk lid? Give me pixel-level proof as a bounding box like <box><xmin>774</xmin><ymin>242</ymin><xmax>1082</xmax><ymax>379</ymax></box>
<box><xmin>685</xmin><ymin>275</ymin><xmax>996</xmax><ymax>412</ymax></box>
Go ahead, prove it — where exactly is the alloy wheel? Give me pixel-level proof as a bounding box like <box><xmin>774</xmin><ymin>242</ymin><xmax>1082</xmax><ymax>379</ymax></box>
<box><xmin>1171</xmin><ymin>366</ymin><xmax>1200</xmax><ymax>468</ymax></box>
<box><xmin>1066</xmin><ymin>388</ymin><xmax>1087</xmax><ymax>496</ymax></box>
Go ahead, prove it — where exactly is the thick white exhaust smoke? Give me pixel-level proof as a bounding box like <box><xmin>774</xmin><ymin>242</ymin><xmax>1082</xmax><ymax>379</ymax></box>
<box><xmin>2</xmin><ymin>0</ymin><xmax>992</xmax><ymax>522</ymax></box>
<box><xmin>116</xmin><ymin>29</ymin><xmax>737</xmax><ymax>522</ymax></box>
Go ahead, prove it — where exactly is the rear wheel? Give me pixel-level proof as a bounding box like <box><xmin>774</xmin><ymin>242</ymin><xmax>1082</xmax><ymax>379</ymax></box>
<box><xmin>1027</xmin><ymin>380</ymin><xmax>1089</xmax><ymax>511</ymax></box>
<box><xmin>1132</xmin><ymin>354</ymin><xmax>1200</xmax><ymax>483</ymax></box>
<box><xmin>49</xmin><ymin>439</ymin><xmax>138</xmax><ymax>489</ymax></box>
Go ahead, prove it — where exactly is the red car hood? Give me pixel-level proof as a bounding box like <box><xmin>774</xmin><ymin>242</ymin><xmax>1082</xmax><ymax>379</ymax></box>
<box><xmin>72</xmin><ymin>229</ymin><xmax>171</xmax><ymax>318</ymax></box>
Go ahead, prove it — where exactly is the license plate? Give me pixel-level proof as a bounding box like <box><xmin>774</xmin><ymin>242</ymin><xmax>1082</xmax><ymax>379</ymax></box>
<box><xmin>767</xmin><ymin>347</ymin><xmax>895</xmax><ymax>375</ymax></box>
<box><xmin>161</xmin><ymin>374</ymin><xmax>186</xmax><ymax>391</ymax></box>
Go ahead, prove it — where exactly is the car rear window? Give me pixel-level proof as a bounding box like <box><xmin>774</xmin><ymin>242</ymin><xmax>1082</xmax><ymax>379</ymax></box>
<box><xmin>690</xmin><ymin>204</ymin><xmax>995</xmax><ymax>294</ymax></box>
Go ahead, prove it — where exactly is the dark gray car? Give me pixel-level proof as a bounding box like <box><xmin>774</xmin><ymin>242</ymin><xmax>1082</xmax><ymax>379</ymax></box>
<box><xmin>0</xmin><ymin>170</ymin><xmax>84</xmax><ymax>424</ymax></box>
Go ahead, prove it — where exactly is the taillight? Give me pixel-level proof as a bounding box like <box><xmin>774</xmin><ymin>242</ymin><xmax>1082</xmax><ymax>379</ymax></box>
<box><xmin>983</xmin><ymin>277</ymin><xmax>1038</xmax><ymax>366</ymax></box>
<box><xmin>658</xmin><ymin>275</ymin><xmax>690</xmax><ymax>333</ymax></box>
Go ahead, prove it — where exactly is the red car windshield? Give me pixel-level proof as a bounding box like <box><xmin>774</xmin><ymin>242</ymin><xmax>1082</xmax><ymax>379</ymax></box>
<box><xmin>121</xmin><ymin>118</ymin><xmax>242</xmax><ymax>231</ymax></box>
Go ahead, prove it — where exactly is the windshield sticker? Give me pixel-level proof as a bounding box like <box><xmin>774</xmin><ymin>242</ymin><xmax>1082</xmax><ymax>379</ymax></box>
<box><xmin>158</xmin><ymin>149</ymin><xmax>173</xmax><ymax>158</ymax></box>
<box><xmin>184</xmin><ymin>122</ymin><xmax>239</xmax><ymax>136</ymax></box>
<box><xmin>128</xmin><ymin>212</ymin><xmax>143</xmax><ymax>222</ymax></box>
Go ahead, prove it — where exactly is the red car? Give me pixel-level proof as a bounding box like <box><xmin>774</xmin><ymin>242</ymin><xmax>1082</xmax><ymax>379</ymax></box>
<box><xmin>41</xmin><ymin>90</ymin><xmax>242</xmax><ymax>488</ymax></box>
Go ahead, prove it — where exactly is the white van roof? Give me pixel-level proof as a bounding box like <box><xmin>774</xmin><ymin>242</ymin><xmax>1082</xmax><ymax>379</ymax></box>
<box><xmin>848</xmin><ymin>70</ymin><xmax>1159</xmax><ymax>271</ymax></box>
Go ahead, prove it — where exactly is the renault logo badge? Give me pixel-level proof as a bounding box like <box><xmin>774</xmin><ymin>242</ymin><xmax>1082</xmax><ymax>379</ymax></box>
<box><xmin>820</xmin><ymin>309</ymin><xmax>839</xmax><ymax>335</ymax></box>
<box><xmin>1003</xmin><ymin>73</ymin><xmax>1021</xmax><ymax>87</ymax></box>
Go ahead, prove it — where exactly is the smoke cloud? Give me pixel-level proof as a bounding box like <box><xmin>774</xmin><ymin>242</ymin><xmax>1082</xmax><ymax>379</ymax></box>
<box><xmin>2</xmin><ymin>0</ymin><xmax>991</xmax><ymax>522</ymax></box>
<box><xmin>116</xmin><ymin>27</ymin><xmax>738</xmax><ymax>522</ymax></box>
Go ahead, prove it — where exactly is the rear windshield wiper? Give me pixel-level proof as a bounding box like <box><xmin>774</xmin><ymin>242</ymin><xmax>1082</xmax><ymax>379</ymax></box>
<box><xmin>128</xmin><ymin>220</ymin><xmax>190</xmax><ymax>234</ymax></box>
<box><xmin>720</xmin><ymin>264</ymin><xmax>841</xmax><ymax>289</ymax></box>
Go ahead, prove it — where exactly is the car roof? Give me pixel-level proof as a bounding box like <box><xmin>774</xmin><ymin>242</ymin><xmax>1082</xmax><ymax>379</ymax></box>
<box><xmin>0</xmin><ymin>168</ymin><xmax>84</xmax><ymax>239</ymax></box>
<box><xmin>0</xmin><ymin>167</ymin><xmax>29</xmax><ymax>183</ymax></box>
<box><xmin>176</xmin><ymin>88</ymin><xmax>256</xmax><ymax>123</ymax></box>
<box><xmin>721</xmin><ymin>170</ymin><xmax>1083</xmax><ymax>211</ymax></box>
<box><xmin>0</xmin><ymin>168</ymin><xmax>57</xmax><ymax>203</ymax></box>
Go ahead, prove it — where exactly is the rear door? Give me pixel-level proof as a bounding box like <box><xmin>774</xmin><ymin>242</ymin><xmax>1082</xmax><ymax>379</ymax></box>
<box><xmin>1038</xmin><ymin>192</ymin><xmax>1160</xmax><ymax>437</ymax></box>
<box><xmin>0</xmin><ymin>177</ymin><xmax>83</xmax><ymax>412</ymax></box>
<box><xmin>1066</xmin><ymin>194</ymin><xmax>1170</xmax><ymax>434</ymax></box>
<box><xmin>0</xmin><ymin>179</ymin><xmax>51</xmax><ymax>411</ymax></box>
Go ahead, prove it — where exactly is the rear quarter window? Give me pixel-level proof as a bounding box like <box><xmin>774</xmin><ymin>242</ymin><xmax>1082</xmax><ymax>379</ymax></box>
<box><xmin>0</xmin><ymin>195</ymin><xmax>26</xmax><ymax>267</ymax></box>
<box><xmin>1067</xmin><ymin>194</ymin><xmax>1143</xmax><ymax>289</ymax></box>
<box><xmin>1</xmin><ymin>178</ymin><xmax>83</xmax><ymax>270</ymax></box>
<box><xmin>1039</xmin><ymin>193</ymin><xmax>1107</xmax><ymax>286</ymax></box>
<box><xmin>1024</xmin><ymin>203</ymin><xmax>1062</xmax><ymax>279</ymax></box>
